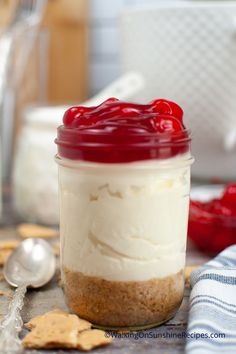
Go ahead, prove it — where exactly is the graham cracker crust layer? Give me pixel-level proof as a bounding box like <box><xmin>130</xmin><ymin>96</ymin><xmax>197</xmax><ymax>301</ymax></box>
<box><xmin>62</xmin><ymin>268</ymin><xmax>184</xmax><ymax>329</ymax></box>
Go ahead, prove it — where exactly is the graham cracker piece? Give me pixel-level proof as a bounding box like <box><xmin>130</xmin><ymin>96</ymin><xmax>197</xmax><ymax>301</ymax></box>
<box><xmin>0</xmin><ymin>290</ymin><xmax>12</xmax><ymax>298</ymax></box>
<box><xmin>17</xmin><ymin>223</ymin><xmax>58</xmax><ymax>239</ymax></box>
<box><xmin>23</xmin><ymin>309</ymin><xmax>92</xmax><ymax>349</ymax></box>
<box><xmin>0</xmin><ymin>240</ymin><xmax>20</xmax><ymax>250</ymax></box>
<box><xmin>23</xmin><ymin>309</ymin><xmax>83</xmax><ymax>348</ymax></box>
<box><xmin>185</xmin><ymin>265</ymin><xmax>199</xmax><ymax>287</ymax></box>
<box><xmin>0</xmin><ymin>240</ymin><xmax>20</xmax><ymax>265</ymax></box>
<box><xmin>25</xmin><ymin>309</ymin><xmax>91</xmax><ymax>332</ymax></box>
<box><xmin>0</xmin><ymin>249</ymin><xmax>12</xmax><ymax>266</ymax></box>
<box><xmin>77</xmin><ymin>329</ymin><xmax>112</xmax><ymax>351</ymax></box>
<box><xmin>53</xmin><ymin>242</ymin><xmax>60</xmax><ymax>256</ymax></box>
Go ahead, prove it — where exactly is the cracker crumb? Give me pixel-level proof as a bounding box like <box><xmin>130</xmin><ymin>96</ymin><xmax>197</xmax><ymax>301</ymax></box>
<box><xmin>63</xmin><ymin>268</ymin><xmax>184</xmax><ymax>327</ymax></box>
<box><xmin>17</xmin><ymin>224</ymin><xmax>58</xmax><ymax>239</ymax></box>
<box><xmin>0</xmin><ymin>240</ymin><xmax>20</xmax><ymax>265</ymax></box>
<box><xmin>0</xmin><ymin>249</ymin><xmax>13</xmax><ymax>266</ymax></box>
<box><xmin>0</xmin><ymin>240</ymin><xmax>20</xmax><ymax>266</ymax></box>
<box><xmin>185</xmin><ymin>266</ymin><xmax>199</xmax><ymax>287</ymax></box>
<box><xmin>117</xmin><ymin>330</ymin><xmax>131</xmax><ymax>334</ymax></box>
<box><xmin>77</xmin><ymin>329</ymin><xmax>112</xmax><ymax>351</ymax></box>
<box><xmin>53</xmin><ymin>242</ymin><xmax>60</xmax><ymax>256</ymax></box>
<box><xmin>0</xmin><ymin>240</ymin><xmax>20</xmax><ymax>250</ymax></box>
<box><xmin>0</xmin><ymin>290</ymin><xmax>12</xmax><ymax>298</ymax></box>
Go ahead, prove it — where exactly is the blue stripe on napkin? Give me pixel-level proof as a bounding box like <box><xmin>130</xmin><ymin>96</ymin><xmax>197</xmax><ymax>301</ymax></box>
<box><xmin>185</xmin><ymin>245</ymin><xmax>236</xmax><ymax>354</ymax></box>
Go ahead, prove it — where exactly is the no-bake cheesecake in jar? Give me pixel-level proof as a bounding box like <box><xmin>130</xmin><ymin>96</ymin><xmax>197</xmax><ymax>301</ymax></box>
<box><xmin>55</xmin><ymin>98</ymin><xmax>193</xmax><ymax>330</ymax></box>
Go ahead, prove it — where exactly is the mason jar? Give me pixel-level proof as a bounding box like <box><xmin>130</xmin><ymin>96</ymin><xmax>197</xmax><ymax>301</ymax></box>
<box><xmin>13</xmin><ymin>106</ymin><xmax>66</xmax><ymax>225</ymax></box>
<box><xmin>55</xmin><ymin>99</ymin><xmax>193</xmax><ymax>330</ymax></box>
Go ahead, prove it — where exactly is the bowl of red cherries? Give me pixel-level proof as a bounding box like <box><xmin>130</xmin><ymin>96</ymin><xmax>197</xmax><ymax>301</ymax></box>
<box><xmin>188</xmin><ymin>183</ymin><xmax>236</xmax><ymax>254</ymax></box>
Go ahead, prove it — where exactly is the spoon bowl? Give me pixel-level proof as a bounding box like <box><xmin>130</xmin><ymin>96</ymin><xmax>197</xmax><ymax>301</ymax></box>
<box><xmin>0</xmin><ymin>238</ymin><xmax>56</xmax><ymax>352</ymax></box>
<box><xmin>3</xmin><ymin>238</ymin><xmax>56</xmax><ymax>288</ymax></box>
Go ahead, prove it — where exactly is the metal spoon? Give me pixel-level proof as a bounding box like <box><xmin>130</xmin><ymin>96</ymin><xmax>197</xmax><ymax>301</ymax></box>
<box><xmin>0</xmin><ymin>238</ymin><xmax>56</xmax><ymax>353</ymax></box>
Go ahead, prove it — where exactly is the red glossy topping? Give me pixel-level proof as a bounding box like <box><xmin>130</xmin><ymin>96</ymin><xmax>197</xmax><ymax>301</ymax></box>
<box><xmin>188</xmin><ymin>184</ymin><xmax>236</xmax><ymax>254</ymax></box>
<box><xmin>56</xmin><ymin>98</ymin><xmax>191</xmax><ymax>163</ymax></box>
<box><xmin>222</xmin><ymin>183</ymin><xmax>236</xmax><ymax>206</ymax></box>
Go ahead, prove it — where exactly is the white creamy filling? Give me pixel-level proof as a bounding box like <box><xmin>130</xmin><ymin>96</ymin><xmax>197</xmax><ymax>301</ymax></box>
<box><xmin>59</xmin><ymin>154</ymin><xmax>191</xmax><ymax>281</ymax></box>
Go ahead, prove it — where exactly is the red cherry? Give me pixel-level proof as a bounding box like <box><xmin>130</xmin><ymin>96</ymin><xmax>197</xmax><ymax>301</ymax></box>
<box><xmin>63</xmin><ymin>106</ymin><xmax>94</xmax><ymax>126</ymax></box>
<box><xmin>85</xmin><ymin>100</ymin><xmax>120</xmax><ymax>121</ymax></box>
<box><xmin>222</xmin><ymin>183</ymin><xmax>236</xmax><ymax>206</ymax></box>
<box><xmin>84</xmin><ymin>102</ymin><xmax>141</xmax><ymax>123</ymax></box>
<box><xmin>208</xmin><ymin>199</ymin><xmax>234</xmax><ymax>217</ymax></box>
<box><xmin>90</xmin><ymin>97</ymin><xmax>120</xmax><ymax>116</ymax></box>
<box><xmin>120</xmin><ymin>107</ymin><xmax>141</xmax><ymax>117</ymax></box>
<box><xmin>213</xmin><ymin>228</ymin><xmax>236</xmax><ymax>253</ymax></box>
<box><xmin>159</xmin><ymin>116</ymin><xmax>183</xmax><ymax>132</ymax></box>
<box><xmin>149</xmin><ymin>115</ymin><xmax>184</xmax><ymax>133</ymax></box>
<box><xmin>149</xmin><ymin>99</ymin><xmax>183</xmax><ymax>120</ymax></box>
<box><xmin>188</xmin><ymin>190</ymin><xmax>236</xmax><ymax>254</ymax></box>
<box><xmin>190</xmin><ymin>200</ymin><xmax>204</xmax><ymax>210</ymax></box>
<box><xmin>189</xmin><ymin>200</ymin><xmax>214</xmax><ymax>223</ymax></box>
<box><xmin>99</xmin><ymin>97</ymin><xmax>119</xmax><ymax>105</ymax></box>
<box><xmin>63</xmin><ymin>107</ymin><xmax>79</xmax><ymax>126</ymax></box>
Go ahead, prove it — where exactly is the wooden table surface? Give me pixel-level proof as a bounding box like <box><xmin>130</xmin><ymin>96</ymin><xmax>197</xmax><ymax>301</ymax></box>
<box><xmin>0</xmin><ymin>226</ymin><xmax>210</xmax><ymax>354</ymax></box>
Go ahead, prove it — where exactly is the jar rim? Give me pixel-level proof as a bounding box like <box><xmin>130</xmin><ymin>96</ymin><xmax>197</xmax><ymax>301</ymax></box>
<box><xmin>56</xmin><ymin>125</ymin><xmax>191</xmax><ymax>143</ymax></box>
<box><xmin>55</xmin><ymin>125</ymin><xmax>192</xmax><ymax>163</ymax></box>
<box><xmin>55</xmin><ymin>154</ymin><xmax>194</xmax><ymax>170</ymax></box>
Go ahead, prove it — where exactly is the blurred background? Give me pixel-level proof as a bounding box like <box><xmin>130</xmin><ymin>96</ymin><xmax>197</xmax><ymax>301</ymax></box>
<box><xmin>1</xmin><ymin>0</ymin><xmax>236</xmax><ymax>234</ymax></box>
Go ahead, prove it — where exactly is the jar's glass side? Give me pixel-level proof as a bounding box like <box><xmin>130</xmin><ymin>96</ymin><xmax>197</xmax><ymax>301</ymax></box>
<box><xmin>13</xmin><ymin>124</ymin><xmax>59</xmax><ymax>225</ymax></box>
<box><xmin>57</xmin><ymin>157</ymin><xmax>192</xmax><ymax>329</ymax></box>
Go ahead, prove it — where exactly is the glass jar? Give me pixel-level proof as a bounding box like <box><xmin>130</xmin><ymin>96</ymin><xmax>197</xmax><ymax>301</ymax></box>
<box><xmin>55</xmin><ymin>99</ymin><xmax>193</xmax><ymax>330</ymax></box>
<box><xmin>13</xmin><ymin>106</ymin><xmax>66</xmax><ymax>225</ymax></box>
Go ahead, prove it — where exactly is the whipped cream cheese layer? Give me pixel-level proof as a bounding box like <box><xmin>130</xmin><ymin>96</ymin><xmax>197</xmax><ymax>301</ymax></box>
<box><xmin>59</xmin><ymin>154</ymin><xmax>191</xmax><ymax>281</ymax></box>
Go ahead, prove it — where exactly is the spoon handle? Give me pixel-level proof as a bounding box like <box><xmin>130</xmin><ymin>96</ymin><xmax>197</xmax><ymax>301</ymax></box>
<box><xmin>0</xmin><ymin>284</ymin><xmax>27</xmax><ymax>353</ymax></box>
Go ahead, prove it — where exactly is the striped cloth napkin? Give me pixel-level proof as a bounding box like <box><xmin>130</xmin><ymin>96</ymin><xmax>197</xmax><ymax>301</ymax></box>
<box><xmin>186</xmin><ymin>245</ymin><xmax>236</xmax><ymax>354</ymax></box>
